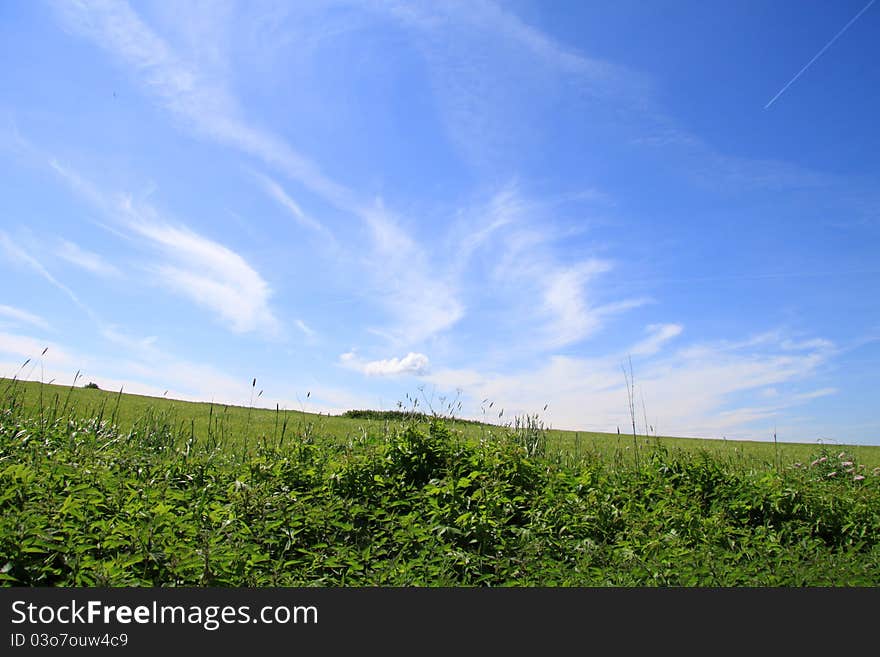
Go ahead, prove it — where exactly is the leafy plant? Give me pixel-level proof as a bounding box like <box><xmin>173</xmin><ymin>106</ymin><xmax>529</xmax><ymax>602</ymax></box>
<box><xmin>1</xmin><ymin>389</ymin><xmax>878</xmax><ymax>587</ymax></box>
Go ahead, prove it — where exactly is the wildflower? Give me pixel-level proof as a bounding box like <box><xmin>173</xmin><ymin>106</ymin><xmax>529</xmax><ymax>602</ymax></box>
<box><xmin>793</xmin><ymin>462</ymin><xmax>803</xmax><ymax>468</ymax></box>
<box><xmin>838</xmin><ymin>452</ymin><xmax>847</xmax><ymax>459</ymax></box>
<box><xmin>826</xmin><ymin>471</ymin><xmax>837</xmax><ymax>478</ymax></box>
<box><xmin>853</xmin><ymin>475</ymin><xmax>865</xmax><ymax>482</ymax></box>
<box><xmin>841</xmin><ymin>461</ymin><xmax>853</xmax><ymax>467</ymax></box>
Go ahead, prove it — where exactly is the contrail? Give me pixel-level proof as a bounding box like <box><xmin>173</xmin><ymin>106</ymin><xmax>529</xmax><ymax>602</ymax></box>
<box><xmin>616</xmin><ymin>269</ymin><xmax>880</xmax><ymax>287</ymax></box>
<box><xmin>765</xmin><ymin>0</ymin><xmax>876</xmax><ymax>109</ymax></box>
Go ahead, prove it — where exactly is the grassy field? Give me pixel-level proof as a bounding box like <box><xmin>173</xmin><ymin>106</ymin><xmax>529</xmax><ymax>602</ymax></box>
<box><xmin>4</xmin><ymin>377</ymin><xmax>879</xmax><ymax>469</ymax></box>
<box><xmin>2</xmin><ymin>376</ymin><xmax>879</xmax><ymax>586</ymax></box>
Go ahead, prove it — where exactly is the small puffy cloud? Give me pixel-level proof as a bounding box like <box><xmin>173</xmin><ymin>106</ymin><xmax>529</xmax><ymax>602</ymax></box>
<box><xmin>340</xmin><ymin>350</ymin><xmax>430</xmax><ymax>376</ymax></box>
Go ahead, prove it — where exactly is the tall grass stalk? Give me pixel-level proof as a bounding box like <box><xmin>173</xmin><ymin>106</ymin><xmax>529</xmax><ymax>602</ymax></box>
<box><xmin>111</xmin><ymin>385</ymin><xmax>124</xmax><ymax>428</ymax></box>
<box><xmin>774</xmin><ymin>425</ymin><xmax>780</xmax><ymax>473</ymax></box>
<box><xmin>244</xmin><ymin>377</ymin><xmax>256</xmax><ymax>447</ymax></box>
<box><xmin>623</xmin><ymin>356</ymin><xmax>641</xmax><ymax>471</ymax></box>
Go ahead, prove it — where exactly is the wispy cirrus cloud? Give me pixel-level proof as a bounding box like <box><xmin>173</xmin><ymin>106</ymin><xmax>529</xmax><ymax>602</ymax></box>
<box><xmin>377</xmin><ymin>0</ymin><xmax>639</xmax><ymax>171</ymax></box>
<box><xmin>125</xmin><ymin>216</ymin><xmax>280</xmax><ymax>336</ymax></box>
<box><xmin>49</xmin><ymin>0</ymin><xmax>644</xmax><ymax>355</ymax></box>
<box><xmin>468</xmin><ymin>187</ymin><xmax>646</xmax><ymax>351</ymax></box>
<box><xmin>51</xmin><ymin>0</ymin><xmax>356</xmax><ymax>211</ymax></box>
<box><xmin>252</xmin><ymin>171</ymin><xmax>327</xmax><ymax>235</ymax></box>
<box><xmin>360</xmin><ymin>202</ymin><xmax>464</xmax><ymax>346</ymax></box>
<box><xmin>0</xmin><ymin>304</ymin><xmax>50</xmax><ymax>331</ymax></box>
<box><xmin>295</xmin><ymin>319</ymin><xmax>316</xmax><ymax>339</ymax></box>
<box><xmin>51</xmin><ymin>0</ymin><xmax>464</xmax><ymax>346</ymax></box>
<box><xmin>0</xmin><ymin>327</ymin><xmax>250</xmax><ymax>405</ymax></box>
<box><xmin>1</xmin><ymin>226</ymin><xmax>172</xmax><ymax>359</ymax></box>
<box><xmin>340</xmin><ymin>350</ymin><xmax>430</xmax><ymax>376</ymax></box>
<box><xmin>427</xmin><ymin>329</ymin><xmax>835</xmax><ymax>440</ymax></box>
<box><xmin>539</xmin><ymin>263</ymin><xmax>647</xmax><ymax>349</ymax></box>
<box><xmin>0</xmin><ymin>231</ymin><xmax>91</xmax><ymax>315</ymax></box>
<box><xmin>99</xmin><ymin>324</ymin><xmax>158</xmax><ymax>355</ymax></box>
<box><xmin>0</xmin><ymin>331</ymin><xmax>73</xmax><ymax>370</ymax></box>
<box><xmin>381</xmin><ymin>0</ymin><xmax>855</xmax><ymax>202</ymax></box>
<box><xmin>13</xmin><ymin>0</ymin><xmax>869</xmax><ymax>445</ymax></box>
<box><xmin>782</xmin><ymin>337</ymin><xmax>836</xmax><ymax>351</ymax></box>
<box><xmin>56</xmin><ymin>239</ymin><xmax>120</xmax><ymax>277</ymax></box>
<box><xmin>630</xmin><ymin>323</ymin><xmax>684</xmax><ymax>356</ymax></box>
<box><xmin>47</xmin><ymin>157</ymin><xmax>281</xmax><ymax>337</ymax></box>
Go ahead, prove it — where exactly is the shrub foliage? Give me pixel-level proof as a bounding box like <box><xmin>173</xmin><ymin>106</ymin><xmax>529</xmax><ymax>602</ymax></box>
<box><xmin>1</xmin><ymin>406</ymin><xmax>878</xmax><ymax>586</ymax></box>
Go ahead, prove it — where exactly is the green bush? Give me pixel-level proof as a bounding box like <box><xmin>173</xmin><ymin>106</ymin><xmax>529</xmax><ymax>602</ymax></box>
<box><xmin>1</xmin><ymin>406</ymin><xmax>878</xmax><ymax>587</ymax></box>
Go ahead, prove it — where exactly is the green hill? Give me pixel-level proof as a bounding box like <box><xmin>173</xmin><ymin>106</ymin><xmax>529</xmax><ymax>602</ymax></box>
<box><xmin>3</xmin><ymin>376</ymin><xmax>878</xmax><ymax>468</ymax></box>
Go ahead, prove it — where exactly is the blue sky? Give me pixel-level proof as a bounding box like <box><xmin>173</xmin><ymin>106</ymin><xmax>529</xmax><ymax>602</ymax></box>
<box><xmin>1</xmin><ymin>0</ymin><xmax>878</xmax><ymax>444</ymax></box>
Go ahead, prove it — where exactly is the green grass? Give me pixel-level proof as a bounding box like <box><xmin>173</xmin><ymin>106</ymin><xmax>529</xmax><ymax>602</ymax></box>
<box><xmin>4</xmin><ymin>377</ymin><xmax>878</xmax><ymax>468</ymax></box>
<box><xmin>3</xmin><ymin>376</ymin><xmax>879</xmax><ymax>586</ymax></box>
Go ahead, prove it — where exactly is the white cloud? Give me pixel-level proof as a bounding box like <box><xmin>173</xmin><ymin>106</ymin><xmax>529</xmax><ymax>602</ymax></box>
<box><xmin>455</xmin><ymin>186</ymin><xmax>521</xmax><ymax>265</ymax></box>
<box><xmin>294</xmin><ymin>319</ymin><xmax>317</xmax><ymax>339</ymax></box>
<box><xmin>340</xmin><ymin>350</ymin><xmax>430</xmax><ymax>376</ymax></box>
<box><xmin>100</xmin><ymin>325</ymin><xmax>159</xmax><ymax>354</ymax></box>
<box><xmin>51</xmin><ymin>0</ymin><xmax>357</xmax><ymax>213</ymax></box>
<box><xmin>385</xmin><ymin>0</ymin><xmax>844</xmax><ymax>200</ymax></box>
<box><xmin>377</xmin><ymin>0</ymin><xmax>645</xmax><ymax>171</ymax></box>
<box><xmin>47</xmin><ymin>157</ymin><xmax>281</xmax><ymax>337</ymax></box>
<box><xmin>51</xmin><ymin>1</ymin><xmax>463</xmax><ymax>345</ymax></box>
<box><xmin>448</xmin><ymin>0</ymin><xmax>618</xmax><ymax>78</ymax></box>
<box><xmin>119</xmin><ymin>357</ymin><xmax>249</xmax><ymax>406</ymax></box>
<box><xmin>270</xmin><ymin>382</ymin><xmax>377</xmax><ymax>416</ymax></box>
<box><xmin>540</xmin><ymin>261</ymin><xmax>645</xmax><ymax>348</ymax></box>
<box><xmin>48</xmin><ymin>158</ymin><xmax>107</xmax><ymax>209</ymax></box>
<box><xmin>361</xmin><ymin>202</ymin><xmax>465</xmax><ymax>345</ymax></box>
<box><xmin>782</xmin><ymin>338</ymin><xmax>835</xmax><ymax>351</ymax></box>
<box><xmin>253</xmin><ymin>172</ymin><xmax>327</xmax><ymax>234</ymax></box>
<box><xmin>0</xmin><ymin>305</ymin><xmax>50</xmax><ymax>330</ymax></box>
<box><xmin>0</xmin><ymin>231</ymin><xmax>92</xmax><ymax>315</ymax></box>
<box><xmin>56</xmin><ymin>239</ymin><xmax>120</xmax><ymax>277</ymax></box>
<box><xmin>0</xmin><ymin>328</ymin><xmax>250</xmax><ymax>407</ymax></box>
<box><xmin>792</xmin><ymin>387</ymin><xmax>838</xmax><ymax>402</ymax></box>
<box><xmin>630</xmin><ymin>323</ymin><xmax>683</xmax><ymax>356</ymax></box>
<box><xmin>485</xmin><ymin>207</ymin><xmax>646</xmax><ymax>349</ymax></box>
<box><xmin>128</xmin><ymin>220</ymin><xmax>279</xmax><ymax>335</ymax></box>
<box><xmin>0</xmin><ymin>331</ymin><xmax>72</xmax><ymax>367</ymax></box>
<box><xmin>424</xmin><ymin>330</ymin><xmax>834</xmax><ymax>440</ymax></box>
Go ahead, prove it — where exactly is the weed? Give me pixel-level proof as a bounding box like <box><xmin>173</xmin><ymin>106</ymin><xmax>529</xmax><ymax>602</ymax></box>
<box><xmin>1</xmin><ymin>379</ymin><xmax>878</xmax><ymax>587</ymax></box>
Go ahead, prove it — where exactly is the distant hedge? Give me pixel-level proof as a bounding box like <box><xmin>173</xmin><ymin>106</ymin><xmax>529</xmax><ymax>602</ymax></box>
<box><xmin>341</xmin><ymin>409</ymin><xmax>484</xmax><ymax>426</ymax></box>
